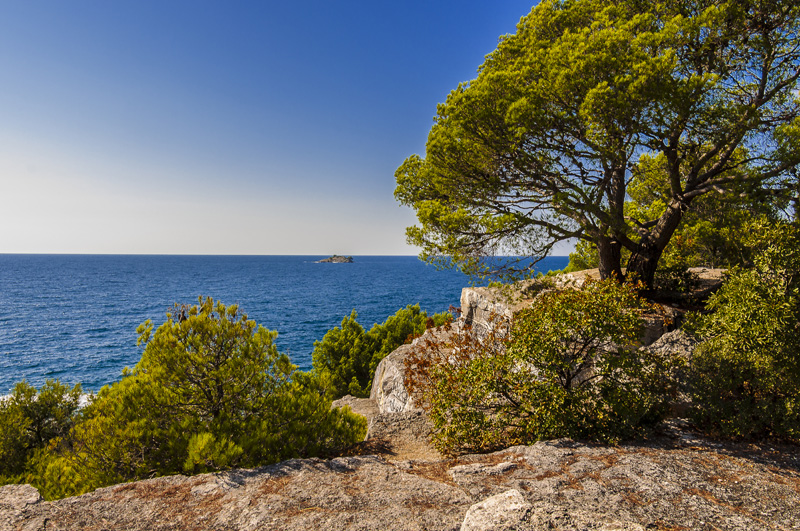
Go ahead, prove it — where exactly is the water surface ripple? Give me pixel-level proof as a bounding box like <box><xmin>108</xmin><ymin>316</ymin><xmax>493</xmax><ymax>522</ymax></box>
<box><xmin>0</xmin><ymin>255</ymin><xmax>568</xmax><ymax>393</ymax></box>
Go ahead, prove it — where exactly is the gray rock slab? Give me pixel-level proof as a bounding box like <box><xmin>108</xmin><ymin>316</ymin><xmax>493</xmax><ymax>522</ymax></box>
<box><xmin>4</xmin><ymin>432</ymin><xmax>799</xmax><ymax>530</ymax></box>
<box><xmin>460</xmin><ymin>489</ymin><xmax>533</xmax><ymax>531</ymax></box>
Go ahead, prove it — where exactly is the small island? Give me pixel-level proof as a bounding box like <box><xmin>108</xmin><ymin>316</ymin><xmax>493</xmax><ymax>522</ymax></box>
<box><xmin>316</xmin><ymin>255</ymin><xmax>353</xmax><ymax>263</ymax></box>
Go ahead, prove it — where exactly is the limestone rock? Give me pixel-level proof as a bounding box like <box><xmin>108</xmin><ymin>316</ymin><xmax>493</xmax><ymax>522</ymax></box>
<box><xmin>370</xmin><ymin>327</ymin><xmax>453</xmax><ymax>414</ymax></box>
<box><xmin>460</xmin><ymin>489</ymin><xmax>533</xmax><ymax>531</ymax></box>
<box><xmin>331</xmin><ymin>394</ymin><xmax>379</xmax><ymax>421</ymax></box>
<box><xmin>370</xmin><ymin>343</ymin><xmax>416</xmax><ymax>413</ymax></box>
<box><xmin>4</xmin><ymin>430</ymin><xmax>800</xmax><ymax>531</ymax></box>
<box><xmin>460</xmin><ymin>271</ymin><xmax>685</xmax><ymax>346</ymax></box>
<box><xmin>366</xmin><ymin>409</ymin><xmax>440</xmax><ymax>461</ymax></box>
<box><xmin>644</xmin><ymin>329</ymin><xmax>698</xmax><ymax>415</ymax></box>
<box><xmin>0</xmin><ymin>484</ymin><xmax>42</xmax><ymax>531</ymax></box>
<box><xmin>644</xmin><ymin>328</ymin><xmax>697</xmax><ymax>360</ymax></box>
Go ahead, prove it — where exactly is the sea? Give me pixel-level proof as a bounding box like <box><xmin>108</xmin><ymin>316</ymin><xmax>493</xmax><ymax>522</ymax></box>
<box><xmin>0</xmin><ymin>254</ymin><xmax>569</xmax><ymax>395</ymax></box>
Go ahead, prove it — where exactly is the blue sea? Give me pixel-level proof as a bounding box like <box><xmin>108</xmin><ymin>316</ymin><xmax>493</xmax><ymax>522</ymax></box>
<box><xmin>0</xmin><ymin>255</ymin><xmax>568</xmax><ymax>394</ymax></box>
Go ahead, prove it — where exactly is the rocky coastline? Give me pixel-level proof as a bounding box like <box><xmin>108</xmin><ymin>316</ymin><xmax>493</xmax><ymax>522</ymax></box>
<box><xmin>4</xmin><ymin>271</ymin><xmax>799</xmax><ymax>531</ymax></box>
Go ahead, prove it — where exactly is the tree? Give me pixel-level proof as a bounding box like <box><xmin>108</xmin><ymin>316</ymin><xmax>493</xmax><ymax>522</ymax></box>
<box><xmin>312</xmin><ymin>305</ymin><xmax>452</xmax><ymax>398</ymax></box>
<box><xmin>567</xmin><ymin>152</ymin><xmax>787</xmax><ymax>272</ymax></box>
<box><xmin>45</xmin><ymin>297</ymin><xmax>366</xmax><ymax>498</ymax></box>
<box><xmin>0</xmin><ymin>379</ymin><xmax>81</xmax><ymax>481</ymax></box>
<box><xmin>395</xmin><ymin>0</ymin><xmax>800</xmax><ymax>287</ymax></box>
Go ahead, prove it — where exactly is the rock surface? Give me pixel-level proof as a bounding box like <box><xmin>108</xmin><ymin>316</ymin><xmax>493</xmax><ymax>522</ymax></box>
<box><xmin>370</xmin><ymin>327</ymin><xmax>453</xmax><ymax>414</ymax></box>
<box><xmin>369</xmin><ymin>343</ymin><xmax>417</xmax><ymax>414</ymax></box>
<box><xmin>460</xmin><ymin>489</ymin><xmax>532</xmax><ymax>531</ymax></box>
<box><xmin>3</xmin><ymin>431</ymin><xmax>799</xmax><ymax>530</ymax></box>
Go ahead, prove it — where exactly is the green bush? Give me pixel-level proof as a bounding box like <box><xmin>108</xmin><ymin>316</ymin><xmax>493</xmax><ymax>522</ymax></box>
<box><xmin>0</xmin><ymin>379</ymin><xmax>82</xmax><ymax>483</ymax></box>
<box><xmin>312</xmin><ymin>305</ymin><xmax>452</xmax><ymax>398</ymax></box>
<box><xmin>690</xmin><ymin>222</ymin><xmax>800</xmax><ymax>441</ymax></box>
<box><xmin>23</xmin><ymin>297</ymin><xmax>366</xmax><ymax>500</ymax></box>
<box><xmin>405</xmin><ymin>280</ymin><xmax>679</xmax><ymax>455</ymax></box>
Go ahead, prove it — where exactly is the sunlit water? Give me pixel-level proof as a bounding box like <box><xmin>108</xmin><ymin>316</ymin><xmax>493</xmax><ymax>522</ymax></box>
<box><xmin>0</xmin><ymin>254</ymin><xmax>568</xmax><ymax>394</ymax></box>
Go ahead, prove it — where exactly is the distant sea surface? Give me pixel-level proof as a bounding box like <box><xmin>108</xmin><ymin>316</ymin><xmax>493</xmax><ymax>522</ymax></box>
<box><xmin>0</xmin><ymin>255</ymin><xmax>568</xmax><ymax>394</ymax></box>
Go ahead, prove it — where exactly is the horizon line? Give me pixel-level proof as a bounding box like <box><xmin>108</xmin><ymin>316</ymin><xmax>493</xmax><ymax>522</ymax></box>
<box><xmin>0</xmin><ymin>252</ymin><xmax>571</xmax><ymax>258</ymax></box>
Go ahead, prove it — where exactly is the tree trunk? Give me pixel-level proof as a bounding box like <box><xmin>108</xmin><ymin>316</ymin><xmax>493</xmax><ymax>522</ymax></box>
<box><xmin>626</xmin><ymin>197</ymin><xmax>689</xmax><ymax>288</ymax></box>
<box><xmin>597</xmin><ymin>235</ymin><xmax>623</xmax><ymax>281</ymax></box>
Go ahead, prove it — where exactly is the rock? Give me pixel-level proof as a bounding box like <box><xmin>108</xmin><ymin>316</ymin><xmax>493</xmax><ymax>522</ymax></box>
<box><xmin>0</xmin><ymin>484</ymin><xmax>42</xmax><ymax>511</ymax></box>
<box><xmin>331</xmin><ymin>395</ymin><xmax>379</xmax><ymax>422</ymax></box>
<box><xmin>5</xmin><ymin>432</ymin><xmax>799</xmax><ymax>531</ymax></box>
<box><xmin>366</xmin><ymin>409</ymin><xmax>440</xmax><ymax>461</ymax></box>
<box><xmin>370</xmin><ymin>343</ymin><xmax>416</xmax><ymax>413</ymax></box>
<box><xmin>460</xmin><ymin>489</ymin><xmax>533</xmax><ymax>531</ymax></box>
<box><xmin>460</xmin><ymin>286</ymin><xmax>519</xmax><ymax>330</ymax></box>
<box><xmin>644</xmin><ymin>329</ymin><xmax>698</xmax><ymax>416</ymax></box>
<box><xmin>644</xmin><ymin>328</ymin><xmax>697</xmax><ymax>360</ymax></box>
<box><xmin>316</xmin><ymin>255</ymin><xmax>353</xmax><ymax>263</ymax></box>
<box><xmin>461</xmin><ymin>271</ymin><xmax>686</xmax><ymax>345</ymax></box>
<box><xmin>370</xmin><ymin>327</ymin><xmax>453</xmax><ymax>414</ymax></box>
<box><xmin>0</xmin><ymin>484</ymin><xmax>43</xmax><ymax>531</ymax></box>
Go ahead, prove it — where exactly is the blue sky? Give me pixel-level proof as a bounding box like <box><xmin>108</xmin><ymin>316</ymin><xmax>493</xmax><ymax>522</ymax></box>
<box><xmin>0</xmin><ymin>1</ymin><xmax>545</xmax><ymax>255</ymax></box>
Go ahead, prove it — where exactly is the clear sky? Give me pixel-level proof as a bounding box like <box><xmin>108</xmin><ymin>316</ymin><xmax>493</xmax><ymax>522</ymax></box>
<box><xmin>0</xmin><ymin>1</ymin><xmax>545</xmax><ymax>255</ymax></box>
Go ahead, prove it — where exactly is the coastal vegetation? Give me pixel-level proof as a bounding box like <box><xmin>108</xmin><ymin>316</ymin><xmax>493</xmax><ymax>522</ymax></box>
<box><xmin>2</xmin><ymin>0</ymin><xmax>799</xmax><ymax>506</ymax></box>
<box><xmin>405</xmin><ymin>280</ymin><xmax>682</xmax><ymax>455</ymax></box>
<box><xmin>394</xmin><ymin>0</ymin><xmax>800</xmax><ymax>454</ymax></box>
<box><xmin>0</xmin><ymin>299</ymin><xmax>453</xmax><ymax>500</ymax></box>
<box><xmin>689</xmin><ymin>221</ymin><xmax>800</xmax><ymax>440</ymax></box>
<box><xmin>312</xmin><ymin>305</ymin><xmax>452</xmax><ymax>398</ymax></box>
<box><xmin>404</xmin><ymin>218</ymin><xmax>800</xmax><ymax>454</ymax></box>
<box><xmin>0</xmin><ymin>380</ymin><xmax>82</xmax><ymax>482</ymax></box>
<box><xmin>1</xmin><ymin>298</ymin><xmax>367</xmax><ymax>500</ymax></box>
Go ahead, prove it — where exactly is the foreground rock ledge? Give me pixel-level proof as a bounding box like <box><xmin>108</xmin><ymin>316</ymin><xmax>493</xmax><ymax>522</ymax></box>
<box><xmin>3</xmin><ymin>434</ymin><xmax>799</xmax><ymax>531</ymax></box>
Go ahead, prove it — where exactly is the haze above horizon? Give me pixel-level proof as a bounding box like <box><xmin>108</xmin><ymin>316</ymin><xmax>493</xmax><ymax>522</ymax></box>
<box><xmin>0</xmin><ymin>1</ymin><xmax>571</xmax><ymax>256</ymax></box>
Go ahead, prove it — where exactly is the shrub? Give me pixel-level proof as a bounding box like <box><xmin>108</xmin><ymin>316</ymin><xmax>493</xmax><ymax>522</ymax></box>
<box><xmin>0</xmin><ymin>379</ymin><xmax>82</xmax><ymax>482</ymax></box>
<box><xmin>405</xmin><ymin>280</ymin><xmax>678</xmax><ymax>455</ymax></box>
<box><xmin>312</xmin><ymin>304</ymin><xmax>452</xmax><ymax>398</ymax></box>
<box><xmin>30</xmin><ymin>297</ymin><xmax>366</xmax><ymax>500</ymax></box>
<box><xmin>690</xmin><ymin>222</ymin><xmax>800</xmax><ymax>440</ymax></box>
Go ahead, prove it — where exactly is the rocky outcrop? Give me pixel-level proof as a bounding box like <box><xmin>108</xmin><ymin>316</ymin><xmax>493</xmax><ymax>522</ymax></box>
<box><xmin>316</xmin><ymin>255</ymin><xmax>353</xmax><ymax>263</ymax></box>
<box><xmin>644</xmin><ymin>329</ymin><xmax>699</xmax><ymax>416</ymax></box>
<box><xmin>369</xmin><ymin>343</ymin><xmax>416</xmax><ymax>414</ymax></box>
<box><xmin>369</xmin><ymin>327</ymin><xmax>453</xmax><ymax>414</ymax></box>
<box><xmin>460</xmin><ymin>268</ymin><xmax>724</xmax><ymax>345</ymax></box>
<box><xmin>4</xmin><ymin>431</ymin><xmax>799</xmax><ymax>530</ymax></box>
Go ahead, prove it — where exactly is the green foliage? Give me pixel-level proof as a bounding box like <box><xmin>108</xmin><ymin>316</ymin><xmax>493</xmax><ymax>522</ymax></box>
<box><xmin>21</xmin><ymin>445</ymin><xmax>93</xmax><ymax>501</ymax></box>
<box><xmin>405</xmin><ymin>280</ymin><xmax>678</xmax><ymax>455</ymax></box>
<box><xmin>564</xmin><ymin>240</ymin><xmax>600</xmax><ymax>273</ymax></box>
<box><xmin>690</xmin><ymin>222</ymin><xmax>800</xmax><ymax>440</ymax></box>
<box><xmin>312</xmin><ymin>305</ymin><xmax>452</xmax><ymax>398</ymax></box>
<box><xmin>627</xmin><ymin>153</ymin><xmax>786</xmax><ymax>270</ymax></box>
<box><xmin>19</xmin><ymin>297</ymin><xmax>366</xmax><ymax>500</ymax></box>
<box><xmin>0</xmin><ymin>379</ymin><xmax>81</xmax><ymax>482</ymax></box>
<box><xmin>396</xmin><ymin>0</ymin><xmax>800</xmax><ymax>285</ymax></box>
<box><xmin>0</xmin><ymin>401</ymin><xmax>29</xmax><ymax>481</ymax></box>
<box><xmin>184</xmin><ymin>432</ymin><xmax>243</xmax><ymax>474</ymax></box>
<box><xmin>566</xmin><ymin>150</ymin><xmax>787</xmax><ymax>277</ymax></box>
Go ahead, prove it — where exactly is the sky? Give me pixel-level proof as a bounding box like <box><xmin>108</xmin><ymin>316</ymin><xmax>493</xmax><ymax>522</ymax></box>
<box><xmin>0</xmin><ymin>1</ymin><xmax>548</xmax><ymax>255</ymax></box>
